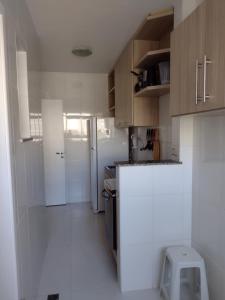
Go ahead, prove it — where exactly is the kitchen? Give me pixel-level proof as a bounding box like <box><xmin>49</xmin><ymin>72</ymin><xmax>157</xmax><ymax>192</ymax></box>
<box><xmin>38</xmin><ymin>6</ymin><xmax>194</xmax><ymax>298</ymax></box>
<box><xmin>1</xmin><ymin>0</ymin><xmax>225</xmax><ymax>300</ymax></box>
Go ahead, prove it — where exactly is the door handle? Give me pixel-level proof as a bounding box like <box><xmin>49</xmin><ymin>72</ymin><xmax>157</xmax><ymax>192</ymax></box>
<box><xmin>203</xmin><ymin>55</ymin><xmax>212</xmax><ymax>103</ymax></box>
<box><xmin>195</xmin><ymin>59</ymin><xmax>203</xmax><ymax>104</ymax></box>
<box><xmin>56</xmin><ymin>152</ymin><xmax>64</xmax><ymax>158</ymax></box>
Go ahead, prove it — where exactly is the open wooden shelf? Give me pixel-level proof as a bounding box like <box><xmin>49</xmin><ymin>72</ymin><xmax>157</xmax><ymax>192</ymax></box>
<box><xmin>135</xmin><ymin>9</ymin><xmax>174</xmax><ymax>40</ymax></box>
<box><xmin>135</xmin><ymin>48</ymin><xmax>170</xmax><ymax>69</ymax></box>
<box><xmin>135</xmin><ymin>84</ymin><xmax>170</xmax><ymax>97</ymax></box>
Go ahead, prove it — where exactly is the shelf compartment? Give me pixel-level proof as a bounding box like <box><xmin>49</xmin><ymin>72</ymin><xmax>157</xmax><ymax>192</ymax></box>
<box><xmin>135</xmin><ymin>9</ymin><xmax>174</xmax><ymax>40</ymax></box>
<box><xmin>135</xmin><ymin>84</ymin><xmax>170</xmax><ymax>97</ymax></box>
<box><xmin>135</xmin><ymin>48</ymin><xmax>170</xmax><ymax>69</ymax></box>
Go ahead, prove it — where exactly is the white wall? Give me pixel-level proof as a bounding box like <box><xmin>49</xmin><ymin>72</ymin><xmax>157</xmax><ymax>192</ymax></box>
<box><xmin>0</xmin><ymin>0</ymin><xmax>47</xmax><ymax>299</ymax></box>
<box><xmin>0</xmin><ymin>8</ymin><xmax>18</xmax><ymax>300</ymax></box>
<box><xmin>159</xmin><ymin>95</ymin><xmax>173</xmax><ymax>160</ymax></box>
<box><xmin>41</xmin><ymin>72</ymin><xmax>108</xmax><ymax>203</ymax></box>
<box><xmin>117</xmin><ymin>163</ymin><xmax>192</xmax><ymax>292</ymax></box>
<box><xmin>192</xmin><ymin>112</ymin><xmax>225</xmax><ymax>299</ymax></box>
<box><xmin>41</xmin><ymin>72</ymin><xmax>108</xmax><ymax>116</ymax></box>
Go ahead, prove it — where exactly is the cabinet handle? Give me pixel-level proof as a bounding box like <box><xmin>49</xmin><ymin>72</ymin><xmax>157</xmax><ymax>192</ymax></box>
<box><xmin>203</xmin><ymin>55</ymin><xmax>212</xmax><ymax>103</ymax></box>
<box><xmin>195</xmin><ymin>59</ymin><xmax>203</xmax><ymax>104</ymax></box>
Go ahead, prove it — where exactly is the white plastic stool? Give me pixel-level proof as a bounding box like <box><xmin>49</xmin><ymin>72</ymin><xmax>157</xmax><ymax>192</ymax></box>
<box><xmin>160</xmin><ymin>246</ymin><xmax>209</xmax><ymax>300</ymax></box>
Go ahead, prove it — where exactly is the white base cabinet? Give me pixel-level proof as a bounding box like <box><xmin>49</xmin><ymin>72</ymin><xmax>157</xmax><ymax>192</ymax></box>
<box><xmin>117</xmin><ymin>164</ymin><xmax>191</xmax><ymax>292</ymax></box>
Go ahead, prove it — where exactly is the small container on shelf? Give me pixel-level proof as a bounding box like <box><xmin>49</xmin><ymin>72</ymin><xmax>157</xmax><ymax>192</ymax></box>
<box><xmin>158</xmin><ymin>61</ymin><xmax>170</xmax><ymax>84</ymax></box>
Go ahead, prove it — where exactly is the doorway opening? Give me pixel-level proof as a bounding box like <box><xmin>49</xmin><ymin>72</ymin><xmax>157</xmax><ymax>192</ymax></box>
<box><xmin>42</xmin><ymin>99</ymin><xmax>91</xmax><ymax>206</ymax></box>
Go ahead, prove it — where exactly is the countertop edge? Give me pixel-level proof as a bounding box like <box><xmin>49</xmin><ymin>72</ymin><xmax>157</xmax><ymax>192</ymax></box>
<box><xmin>115</xmin><ymin>161</ymin><xmax>182</xmax><ymax>167</ymax></box>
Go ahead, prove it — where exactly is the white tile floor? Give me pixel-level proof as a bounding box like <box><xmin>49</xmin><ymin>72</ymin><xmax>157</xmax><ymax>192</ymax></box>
<box><xmin>37</xmin><ymin>203</ymin><xmax>161</xmax><ymax>300</ymax></box>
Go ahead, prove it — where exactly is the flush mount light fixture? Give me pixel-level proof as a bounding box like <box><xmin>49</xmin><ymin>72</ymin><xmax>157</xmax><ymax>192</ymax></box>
<box><xmin>72</xmin><ymin>47</ymin><xmax>93</xmax><ymax>57</ymax></box>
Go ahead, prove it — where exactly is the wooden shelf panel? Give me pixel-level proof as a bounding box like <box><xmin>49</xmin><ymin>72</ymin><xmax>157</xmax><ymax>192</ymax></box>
<box><xmin>135</xmin><ymin>10</ymin><xmax>174</xmax><ymax>40</ymax></box>
<box><xmin>135</xmin><ymin>84</ymin><xmax>170</xmax><ymax>97</ymax></box>
<box><xmin>135</xmin><ymin>48</ymin><xmax>170</xmax><ymax>69</ymax></box>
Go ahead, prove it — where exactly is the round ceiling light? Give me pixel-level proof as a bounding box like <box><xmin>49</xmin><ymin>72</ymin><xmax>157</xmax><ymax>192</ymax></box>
<box><xmin>72</xmin><ymin>47</ymin><xmax>93</xmax><ymax>57</ymax></box>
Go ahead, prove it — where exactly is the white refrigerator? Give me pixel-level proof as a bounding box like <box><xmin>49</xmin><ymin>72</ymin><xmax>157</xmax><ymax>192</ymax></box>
<box><xmin>88</xmin><ymin>117</ymin><xmax>128</xmax><ymax>213</ymax></box>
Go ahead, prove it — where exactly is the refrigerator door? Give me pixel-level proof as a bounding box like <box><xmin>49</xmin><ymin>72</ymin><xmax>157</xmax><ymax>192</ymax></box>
<box><xmin>97</xmin><ymin>118</ymin><xmax>128</xmax><ymax>211</ymax></box>
<box><xmin>88</xmin><ymin>118</ymin><xmax>98</xmax><ymax>212</ymax></box>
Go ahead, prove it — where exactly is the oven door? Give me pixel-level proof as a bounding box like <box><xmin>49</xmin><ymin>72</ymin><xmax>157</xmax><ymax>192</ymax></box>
<box><xmin>102</xmin><ymin>189</ymin><xmax>117</xmax><ymax>252</ymax></box>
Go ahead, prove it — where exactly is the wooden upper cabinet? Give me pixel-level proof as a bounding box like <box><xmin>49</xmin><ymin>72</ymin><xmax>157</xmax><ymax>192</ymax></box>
<box><xmin>115</xmin><ymin>42</ymin><xmax>133</xmax><ymax>127</ymax></box>
<box><xmin>113</xmin><ymin>8</ymin><xmax>174</xmax><ymax>127</ymax></box>
<box><xmin>170</xmin><ymin>23</ymin><xmax>182</xmax><ymax>116</ymax></box>
<box><xmin>171</xmin><ymin>0</ymin><xmax>225</xmax><ymax>116</ymax></box>
<box><xmin>170</xmin><ymin>2</ymin><xmax>206</xmax><ymax>116</ymax></box>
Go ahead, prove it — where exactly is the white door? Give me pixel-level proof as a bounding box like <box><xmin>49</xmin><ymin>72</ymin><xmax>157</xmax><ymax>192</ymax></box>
<box><xmin>88</xmin><ymin>118</ymin><xmax>98</xmax><ymax>212</ymax></box>
<box><xmin>42</xmin><ymin>99</ymin><xmax>66</xmax><ymax>206</ymax></box>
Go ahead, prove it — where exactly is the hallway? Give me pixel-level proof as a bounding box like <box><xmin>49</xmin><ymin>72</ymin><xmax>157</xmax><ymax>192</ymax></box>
<box><xmin>37</xmin><ymin>203</ymin><xmax>160</xmax><ymax>300</ymax></box>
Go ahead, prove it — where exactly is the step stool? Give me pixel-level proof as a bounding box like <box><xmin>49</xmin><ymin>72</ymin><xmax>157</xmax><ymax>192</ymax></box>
<box><xmin>160</xmin><ymin>246</ymin><xmax>209</xmax><ymax>300</ymax></box>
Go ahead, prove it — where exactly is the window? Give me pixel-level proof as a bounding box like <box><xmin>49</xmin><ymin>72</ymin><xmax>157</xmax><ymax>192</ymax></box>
<box><xmin>64</xmin><ymin>113</ymin><xmax>88</xmax><ymax>141</ymax></box>
<box><xmin>30</xmin><ymin>112</ymin><xmax>41</xmax><ymax>140</ymax></box>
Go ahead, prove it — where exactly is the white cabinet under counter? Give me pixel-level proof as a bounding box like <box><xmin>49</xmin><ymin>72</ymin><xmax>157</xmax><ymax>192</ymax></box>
<box><xmin>116</xmin><ymin>163</ymin><xmax>192</xmax><ymax>292</ymax></box>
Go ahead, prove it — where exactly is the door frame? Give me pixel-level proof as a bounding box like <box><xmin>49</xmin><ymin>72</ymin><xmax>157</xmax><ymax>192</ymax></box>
<box><xmin>88</xmin><ymin>117</ymin><xmax>98</xmax><ymax>212</ymax></box>
<box><xmin>0</xmin><ymin>4</ymin><xmax>19</xmax><ymax>299</ymax></box>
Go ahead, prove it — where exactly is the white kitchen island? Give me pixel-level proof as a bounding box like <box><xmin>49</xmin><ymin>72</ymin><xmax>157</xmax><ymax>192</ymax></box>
<box><xmin>116</xmin><ymin>162</ymin><xmax>192</xmax><ymax>292</ymax></box>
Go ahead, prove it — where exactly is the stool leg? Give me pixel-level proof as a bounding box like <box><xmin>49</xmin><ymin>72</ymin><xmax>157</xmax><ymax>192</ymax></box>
<box><xmin>200</xmin><ymin>264</ymin><xmax>209</xmax><ymax>300</ymax></box>
<box><xmin>170</xmin><ymin>265</ymin><xmax>180</xmax><ymax>300</ymax></box>
<box><xmin>160</xmin><ymin>257</ymin><xmax>166</xmax><ymax>287</ymax></box>
<box><xmin>160</xmin><ymin>256</ymin><xmax>166</xmax><ymax>298</ymax></box>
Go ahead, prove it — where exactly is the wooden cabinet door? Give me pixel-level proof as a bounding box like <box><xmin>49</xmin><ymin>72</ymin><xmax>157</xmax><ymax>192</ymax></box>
<box><xmin>115</xmin><ymin>56</ymin><xmax>123</xmax><ymax>127</ymax></box>
<box><xmin>170</xmin><ymin>22</ymin><xmax>183</xmax><ymax>116</ymax></box>
<box><xmin>115</xmin><ymin>42</ymin><xmax>133</xmax><ymax>127</ymax></box>
<box><xmin>170</xmin><ymin>2</ymin><xmax>206</xmax><ymax>116</ymax></box>
<box><xmin>181</xmin><ymin>3</ymin><xmax>206</xmax><ymax>115</ymax></box>
<box><xmin>200</xmin><ymin>0</ymin><xmax>225</xmax><ymax>111</ymax></box>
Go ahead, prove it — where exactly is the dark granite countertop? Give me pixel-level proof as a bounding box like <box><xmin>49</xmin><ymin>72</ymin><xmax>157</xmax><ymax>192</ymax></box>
<box><xmin>114</xmin><ymin>159</ymin><xmax>182</xmax><ymax>166</ymax></box>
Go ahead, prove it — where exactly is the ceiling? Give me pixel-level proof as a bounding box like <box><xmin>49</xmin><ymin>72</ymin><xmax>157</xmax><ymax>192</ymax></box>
<box><xmin>25</xmin><ymin>0</ymin><xmax>174</xmax><ymax>73</ymax></box>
